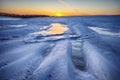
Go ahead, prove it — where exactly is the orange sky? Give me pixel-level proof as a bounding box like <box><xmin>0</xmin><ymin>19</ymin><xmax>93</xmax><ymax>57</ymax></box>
<box><xmin>0</xmin><ymin>0</ymin><xmax>120</xmax><ymax>16</ymax></box>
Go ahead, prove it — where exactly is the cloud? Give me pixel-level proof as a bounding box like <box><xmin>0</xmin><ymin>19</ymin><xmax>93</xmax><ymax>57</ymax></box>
<box><xmin>58</xmin><ymin>0</ymin><xmax>79</xmax><ymax>12</ymax></box>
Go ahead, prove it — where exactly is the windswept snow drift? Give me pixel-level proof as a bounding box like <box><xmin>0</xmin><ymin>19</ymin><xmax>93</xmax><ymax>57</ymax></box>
<box><xmin>30</xmin><ymin>40</ymin><xmax>74</xmax><ymax>80</ymax></box>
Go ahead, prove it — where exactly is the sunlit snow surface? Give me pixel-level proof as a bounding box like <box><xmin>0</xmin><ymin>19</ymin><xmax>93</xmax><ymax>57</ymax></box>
<box><xmin>0</xmin><ymin>16</ymin><xmax>120</xmax><ymax>80</ymax></box>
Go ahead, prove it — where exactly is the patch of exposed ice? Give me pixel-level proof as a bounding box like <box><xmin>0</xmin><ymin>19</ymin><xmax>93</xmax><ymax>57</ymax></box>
<box><xmin>24</xmin><ymin>34</ymin><xmax>80</xmax><ymax>43</ymax></box>
<box><xmin>33</xmin><ymin>23</ymin><xmax>69</xmax><ymax>35</ymax></box>
<box><xmin>88</xmin><ymin>27</ymin><xmax>120</xmax><ymax>37</ymax></box>
<box><xmin>24</xmin><ymin>23</ymin><xmax>80</xmax><ymax>43</ymax></box>
<box><xmin>8</xmin><ymin>24</ymin><xmax>27</xmax><ymax>28</ymax></box>
<box><xmin>39</xmin><ymin>26</ymin><xmax>50</xmax><ymax>30</ymax></box>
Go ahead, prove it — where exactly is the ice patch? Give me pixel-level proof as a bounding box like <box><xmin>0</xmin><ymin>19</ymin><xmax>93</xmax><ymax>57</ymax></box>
<box><xmin>39</xmin><ymin>26</ymin><xmax>50</xmax><ymax>30</ymax></box>
<box><xmin>88</xmin><ymin>27</ymin><xmax>120</xmax><ymax>37</ymax></box>
<box><xmin>8</xmin><ymin>24</ymin><xmax>27</xmax><ymax>28</ymax></box>
<box><xmin>33</xmin><ymin>23</ymin><xmax>69</xmax><ymax>36</ymax></box>
<box><xmin>24</xmin><ymin>23</ymin><xmax>80</xmax><ymax>43</ymax></box>
<box><xmin>24</xmin><ymin>34</ymin><xmax>80</xmax><ymax>43</ymax></box>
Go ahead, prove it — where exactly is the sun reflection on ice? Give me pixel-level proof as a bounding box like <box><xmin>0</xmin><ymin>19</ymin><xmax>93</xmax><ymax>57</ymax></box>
<box><xmin>34</xmin><ymin>23</ymin><xmax>69</xmax><ymax>35</ymax></box>
<box><xmin>24</xmin><ymin>23</ymin><xmax>80</xmax><ymax>43</ymax></box>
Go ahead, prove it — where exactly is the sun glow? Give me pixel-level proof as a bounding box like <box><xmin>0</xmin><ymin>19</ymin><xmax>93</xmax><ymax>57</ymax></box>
<box><xmin>55</xmin><ymin>13</ymin><xmax>63</xmax><ymax>17</ymax></box>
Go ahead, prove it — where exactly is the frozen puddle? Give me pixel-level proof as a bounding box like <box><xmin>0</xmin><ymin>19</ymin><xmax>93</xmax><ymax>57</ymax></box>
<box><xmin>24</xmin><ymin>23</ymin><xmax>80</xmax><ymax>43</ymax></box>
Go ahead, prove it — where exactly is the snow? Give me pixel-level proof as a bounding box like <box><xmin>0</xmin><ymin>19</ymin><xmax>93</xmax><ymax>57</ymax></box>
<box><xmin>0</xmin><ymin>17</ymin><xmax>21</xmax><ymax>20</ymax></box>
<box><xmin>83</xmin><ymin>41</ymin><xmax>120</xmax><ymax>80</ymax></box>
<box><xmin>0</xmin><ymin>16</ymin><xmax>120</xmax><ymax>80</ymax></box>
<box><xmin>31</xmin><ymin>40</ymin><xmax>73</xmax><ymax>80</ymax></box>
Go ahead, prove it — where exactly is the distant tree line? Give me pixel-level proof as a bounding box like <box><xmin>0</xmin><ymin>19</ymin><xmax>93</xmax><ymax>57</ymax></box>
<box><xmin>0</xmin><ymin>13</ymin><xmax>50</xmax><ymax>18</ymax></box>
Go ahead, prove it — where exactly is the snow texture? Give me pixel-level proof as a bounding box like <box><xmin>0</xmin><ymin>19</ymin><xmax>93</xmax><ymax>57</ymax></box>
<box><xmin>0</xmin><ymin>16</ymin><xmax>120</xmax><ymax>80</ymax></box>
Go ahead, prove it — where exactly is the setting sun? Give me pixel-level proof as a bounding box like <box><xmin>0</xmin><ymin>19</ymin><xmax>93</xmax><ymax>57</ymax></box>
<box><xmin>55</xmin><ymin>13</ymin><xmax>63</xmax><ymax>17</ymax></box>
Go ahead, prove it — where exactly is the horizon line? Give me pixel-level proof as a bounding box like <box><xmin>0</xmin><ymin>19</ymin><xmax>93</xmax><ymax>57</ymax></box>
<box><xmin>0</xmin><ymin>12</ymin><xmax>120</xmax><ymax>17</ymax></box>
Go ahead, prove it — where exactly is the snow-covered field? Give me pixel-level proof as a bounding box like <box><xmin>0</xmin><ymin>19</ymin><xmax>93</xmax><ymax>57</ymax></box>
<box><xmin>0</xmin><ymin>16</ymin><xmax>120</xmax><ymax>80</ymax></box>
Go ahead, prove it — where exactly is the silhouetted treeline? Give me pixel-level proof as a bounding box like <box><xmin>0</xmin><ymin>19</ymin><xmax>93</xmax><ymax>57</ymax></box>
<box><xmin>0</xmin><ymin>13</ymin><xmax>50</xmax><ymax>18</ymax></box>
